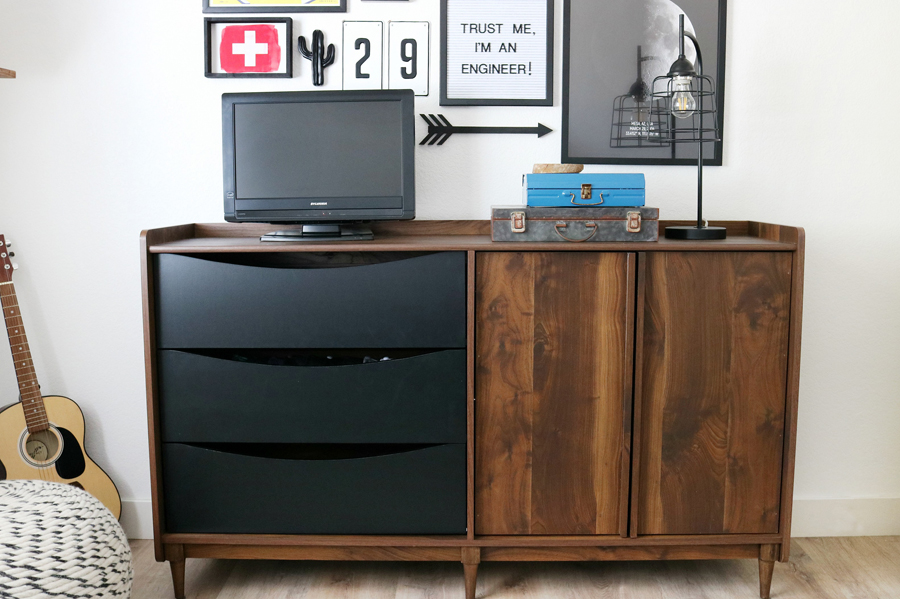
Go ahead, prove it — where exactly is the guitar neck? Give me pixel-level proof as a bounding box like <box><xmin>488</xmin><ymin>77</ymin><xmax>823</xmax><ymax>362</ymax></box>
<box><xmin>0</xmin><ymin>281</ymin><xmax>48</xmax><ymax>432</ymax></box>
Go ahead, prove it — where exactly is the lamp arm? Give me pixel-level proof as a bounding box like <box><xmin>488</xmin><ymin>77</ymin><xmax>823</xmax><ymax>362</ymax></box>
<box><xmin>683</xmin><ymin>31</ymin><xmax>703</xmax><ymax>79</ymax></box>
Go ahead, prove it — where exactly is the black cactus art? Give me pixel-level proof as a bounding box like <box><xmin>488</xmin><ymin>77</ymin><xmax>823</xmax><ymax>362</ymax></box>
<box><xmin>298</xmin><ymin>30</ymin><xmax>335</xmax><ymax>86</ymax></box>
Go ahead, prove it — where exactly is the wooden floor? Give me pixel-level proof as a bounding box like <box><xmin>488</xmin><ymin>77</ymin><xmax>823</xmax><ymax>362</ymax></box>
<box><xmin>131</xmin><ymin>537</ymin><xmax>900</xmax><ymax>599</ymax></box>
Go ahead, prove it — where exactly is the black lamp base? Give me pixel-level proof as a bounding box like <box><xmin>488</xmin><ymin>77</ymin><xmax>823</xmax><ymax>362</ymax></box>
<box><xmin>665</xmin><ymin>225</ymin><xmax>727</xmax><ymax>240</ymax></box>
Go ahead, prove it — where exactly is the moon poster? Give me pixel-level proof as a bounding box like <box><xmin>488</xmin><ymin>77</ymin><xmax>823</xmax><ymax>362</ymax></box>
<box><xmin>562</xmin><ymin>0</ymin><xmax>726</xmax><ymax>165</ymax></box>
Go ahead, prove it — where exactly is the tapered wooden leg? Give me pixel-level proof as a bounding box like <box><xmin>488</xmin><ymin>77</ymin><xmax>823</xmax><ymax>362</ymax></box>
<box><xmin>462</xmin><ymin>547</ymin><xmax>481</xmax><ymax>599</ymax></box>
<box><xmin>165</xmin><ymin>544</ymin><xmax>186</xmax><ymax>599</ymax></box>
<box><xmin>759</xmin><ymin>544</ymin><xmax>777</xmax><ymax>599</ymax></box>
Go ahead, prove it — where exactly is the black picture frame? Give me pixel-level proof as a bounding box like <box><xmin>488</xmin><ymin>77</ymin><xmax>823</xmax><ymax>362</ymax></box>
<box><xmin>205</xmin><ymin>17</ymin><xmax>293</xmax><ymax>79</ymax></box>
<box><xmin>203</xmin><ymin>0</ymin><xmax>346</xmax><ymax>13</ymax></box>
<box><xmin>440</xmin><ymin>0</ymin><xmax>554</xmax><ymax>106</ymax></box>
<box><xmin>561</xmin><ymin>0</ymin><xmax>727</xmax><ymax>166</ymax></box>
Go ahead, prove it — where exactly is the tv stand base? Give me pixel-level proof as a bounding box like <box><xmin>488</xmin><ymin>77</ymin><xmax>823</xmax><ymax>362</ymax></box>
<box><xmin>261</xmin><ymin>224</ymin><xmax>374</xmax><ymax>242</ymax></box>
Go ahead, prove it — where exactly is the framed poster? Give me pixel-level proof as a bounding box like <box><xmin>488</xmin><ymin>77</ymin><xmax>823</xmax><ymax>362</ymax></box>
<box><xmin>205</xmin><ymin>18</ymin><xmax>292</xmax><ymax>78</ymax></box>
<box><xmin>441</xmin><ymin>0</ymin><xmax>553</xmax><ymax>106</ymax></box>
<box><xmin>203</xmin><ymin>0</ymin><xmax>346</xmax><ymax>13</ymax></box>
<box><xmin>562</xmin><ymin>0</ymin><xmax>727</xmax><ymax>165</ymax></box>
<box><xmin>389</xmin><ymin>22</ymin><xmax>430</xmax><ymax>96</ymax></box>
<box><xmin>343</xmin><ymin>22</ymin><xmax>384</xmax><ymax>90</ymax></box>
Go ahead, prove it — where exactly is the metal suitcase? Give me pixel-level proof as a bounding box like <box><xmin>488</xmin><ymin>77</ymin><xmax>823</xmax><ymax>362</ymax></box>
<box><xmin>491</xmin><ymin>206</ymin><xmax>659</xmax><ymax>243</ymax></box>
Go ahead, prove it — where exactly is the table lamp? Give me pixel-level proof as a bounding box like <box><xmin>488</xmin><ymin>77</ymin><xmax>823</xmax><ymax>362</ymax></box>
<box><xmin>652</xmin><ymin>14</ymin><xmax>724</xmax><ymax>240</ymax></box>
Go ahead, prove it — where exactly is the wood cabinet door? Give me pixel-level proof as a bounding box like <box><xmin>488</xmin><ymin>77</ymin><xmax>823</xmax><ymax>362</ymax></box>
<box><xmin>475</xmin><ymin>252</ymin><xmax>634</xmax><ymax>535</ymax></box>
<box><xmin>634</xmin><ymin>252</ymin><xmax>792</xmax><ymax>535</ymax></box>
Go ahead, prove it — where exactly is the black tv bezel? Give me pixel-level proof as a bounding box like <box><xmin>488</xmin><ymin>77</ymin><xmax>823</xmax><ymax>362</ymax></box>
<box><xmin>222</xmin><ymin>89</ymin><xmax>416</xmax><ymax>224</ymax></box>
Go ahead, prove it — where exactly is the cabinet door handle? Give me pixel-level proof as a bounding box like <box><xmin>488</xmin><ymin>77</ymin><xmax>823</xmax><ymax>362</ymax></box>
<box><xmin>554</xmin><ymin>221</ymin><xmax>598</xmax><ymax>243</ymax></box>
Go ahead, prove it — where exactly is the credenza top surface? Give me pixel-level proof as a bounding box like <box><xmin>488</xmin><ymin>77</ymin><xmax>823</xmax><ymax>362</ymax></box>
<box><xmin>143</xmin><ymin>221</ymin><xmax>801</xmax><ymax>254</ymax></box>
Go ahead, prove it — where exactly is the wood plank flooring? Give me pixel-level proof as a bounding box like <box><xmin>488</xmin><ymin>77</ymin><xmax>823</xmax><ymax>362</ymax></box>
<box><xmin>131</xmin><ymin>537</ymin><xmax>900</xmax><ymax>599</ymax></box>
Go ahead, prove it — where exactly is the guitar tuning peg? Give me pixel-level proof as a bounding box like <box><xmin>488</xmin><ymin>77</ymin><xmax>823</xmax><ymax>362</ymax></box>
<box><xmin>8</xmin><ymin>252</ymin><xmax>14</xmax><ymax>257</ymax></box>
<box><xmin>4</xmin><ymin>242</ymin><xmax>10</xmax><ymax>248</ymax></box>
<box><xmin>12</xmin><ymin>263</ymin><xmax>18</xmax><ymax>270</ymax></box>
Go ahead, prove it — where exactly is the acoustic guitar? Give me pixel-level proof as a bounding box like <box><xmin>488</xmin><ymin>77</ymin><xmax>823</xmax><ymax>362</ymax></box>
<box><xmin>0</xmin><ymin>234</ymin><xmax>121</xmax><ymax>518</ymax></box>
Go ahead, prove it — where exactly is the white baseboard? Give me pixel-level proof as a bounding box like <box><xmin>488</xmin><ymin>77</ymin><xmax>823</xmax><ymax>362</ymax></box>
<box><xmin>121</xmin><ymin>499</ymin><xmax>154</xmax><ymax>540</ymax></box>
<box><xmin>119</xmin><ymin>498</ymin><xmax>900</xmax><ymax>540</ymax></box>
<box><xmin>791</xmin><ymin>498</ymin><xmax>900</xmax><ymax>538</ymax></box>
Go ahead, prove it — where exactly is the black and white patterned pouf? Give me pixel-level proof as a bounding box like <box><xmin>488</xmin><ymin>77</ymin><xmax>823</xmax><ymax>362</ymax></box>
<box><xmin>0</xmin><ymin>480</ymin><xmax>133</xmax><ymax>598</ymax></box>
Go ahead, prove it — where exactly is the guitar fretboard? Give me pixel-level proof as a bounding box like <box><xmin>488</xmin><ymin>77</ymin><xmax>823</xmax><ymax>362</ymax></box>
<box><xmin>0</xmin><ymin>281</ymin><xmax>48</xmax><ymax>432</ymax></box>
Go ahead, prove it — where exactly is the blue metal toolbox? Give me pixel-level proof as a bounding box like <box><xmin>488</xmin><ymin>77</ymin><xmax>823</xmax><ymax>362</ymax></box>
<box><xmin>523</xmin><ymin>173</ymin><xmax>645</xmax><ymax>208</ymax></box>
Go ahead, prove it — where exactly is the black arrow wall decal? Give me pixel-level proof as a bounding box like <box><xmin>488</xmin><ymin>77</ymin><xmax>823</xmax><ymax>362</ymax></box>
<box><xmin>419</xmin><ymin>114</ymin><xmax>552</xmax><ymax>145</ymax></box>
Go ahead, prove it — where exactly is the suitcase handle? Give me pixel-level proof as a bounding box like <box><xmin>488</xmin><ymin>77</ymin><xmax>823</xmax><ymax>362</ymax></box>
<box><xmin>570</xmin><ymin>192</ymin><xmax>605</xmax><ymax>206</ymax></box>
<box><xmin>554</xmin><ymin>221</ymin><xmax>598</xmax><ymax>243</ymax></box>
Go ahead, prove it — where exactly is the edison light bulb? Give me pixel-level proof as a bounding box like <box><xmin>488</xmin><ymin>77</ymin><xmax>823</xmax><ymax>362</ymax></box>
<box><xmin>671</xmin><ymin>76</ymin><xmax>697</xmax><ymax>119</ymax></box>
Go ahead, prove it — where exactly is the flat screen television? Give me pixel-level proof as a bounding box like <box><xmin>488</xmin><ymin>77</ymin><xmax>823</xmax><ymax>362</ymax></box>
<box><xmin>222</xmin><ymin>89</ymin><xmax>415</xmax><ymax>240</ymax></box>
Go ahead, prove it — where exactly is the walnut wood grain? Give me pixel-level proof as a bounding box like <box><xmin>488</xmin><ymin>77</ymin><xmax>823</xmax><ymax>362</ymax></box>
<box><xmin>474</xmin><ymin>534</ymin><xmax>782</xmax><ymax>547</ymax></box>
<box><xmin>461</xmin><ymin>547</ymin><xmax>480</xmax><ymax>599</ymax></box>
<box><xmin>629</xmin><ymin>254</ymin><xmax>648</xmax><ymax>538</ymax></box>
<box><xmin>189</xmin><ymin>219</ymin><xmax>752</xmax><ymax>240</ymax></box>
<box><xmin>163</xmin><ymin>533</ymin><xmax>469</xmax><ymax>547</ymax></box>
<box><xmin>637</xmin><ymin>252</ymin><xmax>792</xmax><ymax>535</ymax></box>
<box><xmin>475</xmin><ymin>252</ymin><xmax>534</xmax><ymax>534</ymax></box>
<box><xmin>193</xmin><ymin>220</ymin><xmax>492</xmax><ymax>238</ymax></box>
<box><xmin>463</xmin><ymin>563</ymin><xmax>477</xmax><ymax>599</ymax></box>
<box><xmin>466</xmin><ymin>251</ymin><xmax>476</xmax><ymax>540</ymax></box>
<box><xmin>475</xmin><ymin>252</ymin><xmax>630</xmax><ymax>535</ymax></box>
<box><xmin>758</xmin><ymin>544</ymin><xmax>778</xmax><ymax>598</ymax></box>
<box><xmin>0</xmin><ymin>68</ymin><xmax>15</xmax><ymax>78</ymax></box>
<box><xmin>149</xmin><ymin>234</ymin><xmax>795</xmax><ymax>254</ymax></box>
<box><xmin>778</xmin><ymin>229</ymin><xmax>805</xmax><ymax>562</ymax></box>
<box><xmin>161</xmin><ymin>532</ymin><xmax>783</xmax><ymax>547</ymax></box>
<box><xmin>164</xmin><ymin>544</ymin><xmax>185</xmax><ymax>599</ymax></box>
<box><xmin>141</xmin><ymin>225</ymin><xmax>194</xmax><ymax>562</ymax></box>
<box><xmin>481</xmin><ymin>544</ymin><xmax>760</xmax><ymax>562</ymax></box>
<box><xmin>619</xmin><ymin>253</ymin><xmax>637</xmax><ymax>538</ymax></box>
<box><xmin>145</xmin><ymin>220</ymin><xmax>796</xmax><ymax>253</ymax></box>
<box><xmin>184</xmin><ymin>545</ymin><xmax>461</xmax><ymax>561</ymax></box>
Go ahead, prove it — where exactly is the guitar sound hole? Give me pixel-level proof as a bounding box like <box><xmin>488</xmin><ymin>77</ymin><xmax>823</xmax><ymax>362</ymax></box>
<box><xmin>20</xmin><ymin>428</ymin><xmax>63</xmax><ymax>466</ymax></box>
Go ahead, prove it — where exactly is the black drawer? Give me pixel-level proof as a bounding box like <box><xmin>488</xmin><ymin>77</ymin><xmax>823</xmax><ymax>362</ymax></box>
<box><xmin>158</xmin><ymin>349</ymin><xmax>466</xmax><ymax>444</ymax></box>
<box><xmin>154</xmin><ymin>252</ymin><xmax>466</xmax><ymax>348</ymax></box>
<box><xmin>162</xmin><ymin>442</ymin><xmax>466</xmax><ymax>534</ymax></box>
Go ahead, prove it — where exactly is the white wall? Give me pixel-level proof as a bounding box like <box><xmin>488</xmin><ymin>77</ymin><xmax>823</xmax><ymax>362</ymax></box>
<box><xmin>0</xmin><ymin>0</ymin><xmax>898</xmax><ymax>539</ymax></box>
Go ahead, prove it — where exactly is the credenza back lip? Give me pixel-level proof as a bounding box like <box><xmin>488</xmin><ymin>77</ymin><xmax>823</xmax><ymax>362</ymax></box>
<box><xmin>143</xmin><ymin>221</ymin><xmax>801</xmax><ymax>254</ymax></box>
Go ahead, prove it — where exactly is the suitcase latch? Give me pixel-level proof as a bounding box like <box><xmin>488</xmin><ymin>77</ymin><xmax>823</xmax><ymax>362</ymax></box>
<box><xmin>581</xmin><ymin>183</ymin><xmax>592</xmax><ymax>199</ymax></box>
<box><xmin>511</xmin><ymin>211</ymin><xmax>526</xmax><ymax>233</ymax></box>
<box><xmin>626</xmin><ymin>211</ymin><xmax>642</xmax><ymax>233</ymax></box>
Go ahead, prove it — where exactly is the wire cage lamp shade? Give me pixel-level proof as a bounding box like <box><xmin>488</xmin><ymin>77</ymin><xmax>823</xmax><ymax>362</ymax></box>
<box><xmin>650</xmin><ymin>75</ymin><xmax>722</xmax><ymax>144</ymax></box>
<box><xmin>651</xmin><ymin>14</ymin><xmax>725</xmax><ymax>240</ymax></box>
<box><xmin>610</xmin><ymin>46</ymin><xmax>669</xmax><ymax>149</ymax></box>
<box><xmin>650</xmin><ymin>74</ymin><xmax>719</xmax><ymax>147</ymax></box>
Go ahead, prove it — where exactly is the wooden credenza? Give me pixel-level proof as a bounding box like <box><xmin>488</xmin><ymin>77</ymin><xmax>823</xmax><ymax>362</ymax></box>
<box><xmin>141</xmin><ymin>220</ymin><xmax>804</xmax><ymax>599</ymax></box>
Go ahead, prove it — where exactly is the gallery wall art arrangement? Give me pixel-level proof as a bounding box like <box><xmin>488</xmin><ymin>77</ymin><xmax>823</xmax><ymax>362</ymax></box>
<box><xmin>202</xmin><ymin>0</ymin><xmax>567</xmax><ymax>137</ymax></box>
<box><xmin>201</xmin><ymin>0</ymin><xmax>727</xmax><ymax>160</ymax></box>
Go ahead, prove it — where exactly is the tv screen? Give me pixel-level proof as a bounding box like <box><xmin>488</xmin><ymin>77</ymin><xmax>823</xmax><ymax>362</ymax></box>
<box><xmin>223</xmin><ymin>90</ymin><xmax>415</xmax><ymax>224</ymax></box>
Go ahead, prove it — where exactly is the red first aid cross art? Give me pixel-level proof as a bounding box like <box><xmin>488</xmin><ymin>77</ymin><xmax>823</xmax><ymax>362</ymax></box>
<box><xmin>220</xmin><ymin>24</ymin><xmax>282</xmax><ymax>73</ymax></box>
